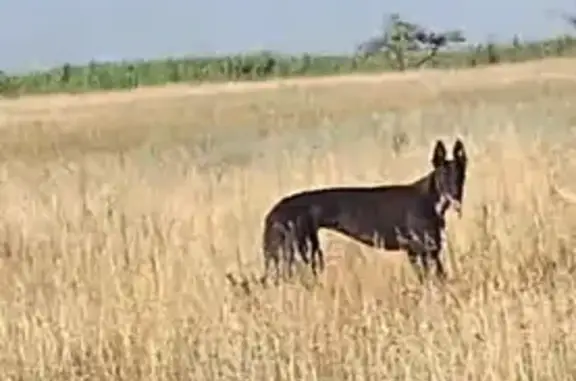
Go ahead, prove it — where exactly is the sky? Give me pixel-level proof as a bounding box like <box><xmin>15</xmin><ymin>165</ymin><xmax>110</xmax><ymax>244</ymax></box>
<box><xmin>1</xmin><ymin>0</ymin><xmax>575</xmax><ymax>74</ymax></box>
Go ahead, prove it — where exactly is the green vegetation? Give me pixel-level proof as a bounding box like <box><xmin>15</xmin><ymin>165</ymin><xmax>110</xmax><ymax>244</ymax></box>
<box><xmin>1</xmin><ymin>13</ymin><xmax>576</xmax><ymax>97</ymax></box>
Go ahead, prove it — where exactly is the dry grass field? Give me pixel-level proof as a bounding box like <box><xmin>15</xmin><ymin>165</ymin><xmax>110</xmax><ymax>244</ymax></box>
<box><xmin>2</xmin><ymin>57</ymin><xmax>576</xmax><ymax>380</ymax></box>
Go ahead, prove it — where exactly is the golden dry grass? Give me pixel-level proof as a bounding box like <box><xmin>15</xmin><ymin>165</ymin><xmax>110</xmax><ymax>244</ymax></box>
<box><xmin>2</xmin><ymin>58</ymin><xmax>576</xmax><ymax>380</ymax></box>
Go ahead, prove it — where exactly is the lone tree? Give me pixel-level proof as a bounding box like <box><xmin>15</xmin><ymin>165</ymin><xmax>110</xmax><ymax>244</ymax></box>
<box><xmin>356</xmin><ymin>13</ymin><xmax>466</xmax><ymax>71</ymax></box>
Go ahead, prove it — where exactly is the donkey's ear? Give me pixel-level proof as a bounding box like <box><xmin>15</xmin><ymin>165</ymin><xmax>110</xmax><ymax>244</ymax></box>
<box><xmin>431</xmin><ymin>140</ymin><xmax>447</xmax><ymax>168</ymax></box>
<box><xmin>453</xmin><ymin>139</ymin><xmax>467</xmax><ymax>167</ymax></box>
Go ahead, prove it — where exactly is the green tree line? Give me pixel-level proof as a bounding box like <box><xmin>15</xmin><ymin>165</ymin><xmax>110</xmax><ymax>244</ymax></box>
<box><xmin>1</xmin><ymin>14</ymin><xmax>576</xmax><ymax>97</ymax></box>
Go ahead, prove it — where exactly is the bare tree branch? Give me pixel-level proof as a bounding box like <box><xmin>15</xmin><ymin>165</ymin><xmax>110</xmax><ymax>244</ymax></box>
<box><xmin>356</xmin><ymin>13</ymin><xmax>466</xmax><ymax>70</ymax></box>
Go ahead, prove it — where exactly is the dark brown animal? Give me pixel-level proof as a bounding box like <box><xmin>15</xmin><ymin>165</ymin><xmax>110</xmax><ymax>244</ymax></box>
<box><xmin>259</xmin><ymin>139</ymin><xmax>468</xmax><ymax>285</ymax></box>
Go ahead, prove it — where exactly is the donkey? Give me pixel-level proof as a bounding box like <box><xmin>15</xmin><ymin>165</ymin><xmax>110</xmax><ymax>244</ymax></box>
<box><xmin>259</xmin><ymin>139</ymin><xmax>468</xmax><ymax>285</ymax></box>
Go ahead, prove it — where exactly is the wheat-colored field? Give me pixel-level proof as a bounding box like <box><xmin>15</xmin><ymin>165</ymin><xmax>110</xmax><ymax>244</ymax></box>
<box><xmin>2</xmin><ymin>58</ymin><xmax>576</xmax><ymax>380</ymax></box>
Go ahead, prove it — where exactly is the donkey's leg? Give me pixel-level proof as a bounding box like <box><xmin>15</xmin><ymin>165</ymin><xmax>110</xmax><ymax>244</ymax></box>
<box><xmin>297</xmin><ymin>235</ymin><xmax>311</xmax><ymax>265</ymax></box>
<box><xmin>406</xmin><ymin>249</ymin><xmax>424</xmax><ymax>284</ymax></box>
<box><xmin>317</xmin><ymin>248</ymin><xmax>325</xmax><ymax>274</ymax></box>
<box><xmin>261</xmin><ymin>221</ymin><xmax>285</xmax><ymax>286</ymax></box>
<box><xmin>267</xmin><ymin>250</ymin><xmax>283</xmax><ymax>286</ymax></box>
<box><xmin>427</xmin><ymin>230</ymin><xmax>447</xmax><ymax>282</ymax></box>
<box><xmin>297</xmin><ymin>236</ymin><xmax>315</xmax><ymax>280</ymax></box>
<box><xmin>282</xmin><ymin>238</ymin><xmax>297</xmax><ymax>281</ymax></box>
<box><xmin>284</xmin><ymin>222</ymin><xmax>304</xmax><ymax>281</ymax></box>
<box><xmin>420</xmin><ymin>228</ymin><xmax>446</xmax><ymax>283</ymax></box>
<box><xmin>264</xmin><ymin>243</ymin><xmax>283</xmax><ymax>287</ymax></box>
<box><xmin>431</xmin><ymin>250</ymin><xmax>447</xmax><ymax>282</ymax></box>
<box><xmin>260</xmin><ymin>252</ymin><xmax>278</xmax><ymax>287</ymax></box>
<box><xmin>295</xmin><ymin>216</ymin><xmax>315</xmax><ymax>271</ymax></box>
<box><xmin>260</xmin><ymin>254</ymin><xmax>271</xmax><ymax>286</ymax></box>
<box><xmin>310</xmin><ymin>232</ymin><xmax>325</xmax><ymax>276</ymax></box>
<box><xmin>419</xmin><ymin>251</ymin><xmax>432</xmax><ymax>281</ymax></box>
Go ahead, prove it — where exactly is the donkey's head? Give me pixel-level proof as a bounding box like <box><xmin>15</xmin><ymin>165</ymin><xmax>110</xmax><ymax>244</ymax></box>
<box><xmin>430</xmin><ymin>139</ymin><xmax>468</xmax><ymax>216</ymax></box>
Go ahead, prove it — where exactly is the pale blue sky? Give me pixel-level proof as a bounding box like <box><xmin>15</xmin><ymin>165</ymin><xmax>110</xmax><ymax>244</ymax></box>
<box><xmin>1</xmin><ymin>0</ymin><xmax>575</xmax><ymax>74</ymax></box>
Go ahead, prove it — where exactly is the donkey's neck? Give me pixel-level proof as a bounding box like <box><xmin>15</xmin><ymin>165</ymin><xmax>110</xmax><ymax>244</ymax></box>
<box><xmin>411</xmin><ymin>172</ymin><xmax>436</xmax><ymax>196</ymax></box>
<box><xmin>411</xmin><ymin>172</ymin><xmax>447</xmax><ymax>217</ymax></box>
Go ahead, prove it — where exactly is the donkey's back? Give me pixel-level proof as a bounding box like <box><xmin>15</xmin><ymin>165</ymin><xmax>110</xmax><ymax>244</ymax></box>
<box><xmin>266</xmin><ymin>183</ymin><xmax>437</xmax><ymax>251</ymax></box>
